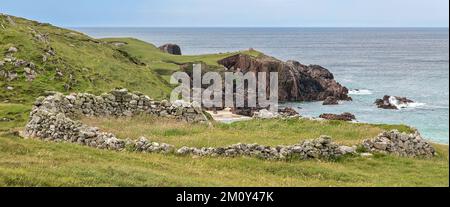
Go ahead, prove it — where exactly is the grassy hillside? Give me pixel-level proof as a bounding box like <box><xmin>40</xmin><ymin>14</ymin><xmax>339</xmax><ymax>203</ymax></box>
<box><xmin>102</xmin><ymin>37</ymin><xmax>262</xmax><ymax>82</ymax></box>
<box><xmin>0</xmin><ymin>15</ymin><xmax>173</xmax><ymax>103</ymax></box>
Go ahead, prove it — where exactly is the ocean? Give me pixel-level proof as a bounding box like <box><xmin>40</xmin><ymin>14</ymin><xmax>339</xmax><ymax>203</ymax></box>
<box><xmin>76</xmin><ymin>27</ymin><xmax>449</xmax><ymax>144</ymax></box>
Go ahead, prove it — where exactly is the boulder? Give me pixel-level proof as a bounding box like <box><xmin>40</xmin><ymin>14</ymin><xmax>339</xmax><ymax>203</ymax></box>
<box><xmin>218</xmin><ymin>54</ymin><xmax>351</xmax><ymax>102</ymax></box>
<box><xmin>159</xmin><ymin>44</ymin><xmax>182</xmax><ymax>55</ymax></box>
<box><xmin>319</xmin><ymin>112</ymin><xmax>356</xmax><ymax>121</ymax></box>
<box><xmin>8</xmin><ymin>46</ymin><xmax>18</xmax><ymax>53</ymax></box>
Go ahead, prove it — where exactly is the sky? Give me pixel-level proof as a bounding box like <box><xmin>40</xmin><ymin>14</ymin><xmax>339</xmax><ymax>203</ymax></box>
<box><xmin>0</xmin><ymin>0</ymin><xmax>448</xmax><ymax>27</ymax></box>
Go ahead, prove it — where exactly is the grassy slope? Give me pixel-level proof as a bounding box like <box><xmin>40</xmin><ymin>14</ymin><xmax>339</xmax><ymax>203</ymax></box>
<box><xmin>0</xmin><ymin>15</ymin><xmax>448</xmax><ymax>187</ymax></box>
<box><xmin>0</xmin><ymin>15</ymin><xmax>172</xmax><ymax>103</ymax></box>
<box><xmin>102</xmin><ymin>38</ymin><xmax>262</xmax><ymax>82</ymax></box>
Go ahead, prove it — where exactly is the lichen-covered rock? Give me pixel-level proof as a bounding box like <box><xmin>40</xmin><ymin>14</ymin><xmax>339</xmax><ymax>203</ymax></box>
<box><xmin>363</xmin><ymin>130</ymin><xmax>436</xmax><ymax>157</ymax></box>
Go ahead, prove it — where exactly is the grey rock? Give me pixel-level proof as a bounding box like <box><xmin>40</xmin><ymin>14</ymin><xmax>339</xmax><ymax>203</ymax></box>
<box><xmin>8</xmin><ymin>46</ymin><xmax>18</xmax><ymax>53</ymax></box>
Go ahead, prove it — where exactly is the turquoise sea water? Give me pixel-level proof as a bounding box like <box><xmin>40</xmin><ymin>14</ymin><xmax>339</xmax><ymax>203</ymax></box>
<box><xmin>76</xmin><ymin>28</ymin><xmax>449</xmax><ymax>143</ymax></box>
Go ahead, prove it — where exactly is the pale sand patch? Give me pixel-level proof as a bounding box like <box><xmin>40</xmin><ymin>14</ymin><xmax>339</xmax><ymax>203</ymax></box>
<box><xmin>206</xmin><ymin>109</ymin><xmax>252</xmax><ymax>123</ymax></box>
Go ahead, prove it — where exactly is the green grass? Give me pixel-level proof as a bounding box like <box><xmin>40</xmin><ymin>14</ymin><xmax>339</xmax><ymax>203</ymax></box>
<box><xmin>0</xmin><ymin>103</ymin><xmax>30</xmax><ymax>132</ymax></box>
<box><xmin>81</xmin><ymin>114</ymin><xmax>415</xmax><ymax>147</ymax></box>
<box><xmin>0</xmin><ymin>132</ymin><xmax>447</xmax><ymax>187</ymax></box>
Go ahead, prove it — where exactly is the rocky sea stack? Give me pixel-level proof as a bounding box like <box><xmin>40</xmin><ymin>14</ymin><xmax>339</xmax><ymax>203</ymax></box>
<box><xmin>218</xmin><ymin>54</ymin><xmax>352</xmax><ymax>102</ymax></box>
<box><xmin>375</xmin><ymin>95</ymin><xmax>415</xmax><ymax>110</ymax></box>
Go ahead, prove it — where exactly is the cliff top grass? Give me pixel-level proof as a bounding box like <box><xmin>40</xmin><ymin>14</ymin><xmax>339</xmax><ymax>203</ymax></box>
<box><xmin>101</xmin><ymin>37</ymin><xmax>262</xmax><ymax>82</ymax></box>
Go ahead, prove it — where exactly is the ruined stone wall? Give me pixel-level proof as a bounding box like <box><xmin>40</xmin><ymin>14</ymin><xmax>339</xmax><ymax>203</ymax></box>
<box><xmin>23</xmin><ymin>89</ymin><xmax>436</xmax><ymax>160</ymax></box>
<box><xmin>363</xmin><ymin>130</ymin><xmax>436</xmax><ymax>158</ymax></box>
<box><xmin>24</xmin><ymin>89</ymin><xmax>207</xmax><ymax>151</ymax></box>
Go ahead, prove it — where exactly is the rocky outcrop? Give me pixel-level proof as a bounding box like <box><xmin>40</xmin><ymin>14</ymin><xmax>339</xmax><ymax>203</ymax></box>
<box><xmin>375</xmin><ymin>95</ymin><xmax>414</xmax><ymax>110</ymax></box>
<box><xmin>218</xmin><ymin>54</ymin><xmax>351</xmax><ymax>102</ymax></box>
<box><xmin>1</xmin><ymin>45</ymin><xmax>38</xmax><ymax>82</ymax></box>
<box><xmin>176</xmin><ymin>135</ymin><xmax>356</xmax><ymax>160</ymax></box>
<box><xmin>319</xmin><ymin>113</ymin><xmax>356</xmax><ymax>121</ymax></box>
<box><xmin>363</xmin><ymin>130</ymin><xmax>436</xmax><ymax>158</ymax></box>
<box><xmin>159</xmin><ymin>44</ymin><xmax>182</xmax><ymax>55</ymax></box>
<box><xmin>323</xmin><ymin>96</ymin><xmax>339</xmax><ymax>105</ymax></box>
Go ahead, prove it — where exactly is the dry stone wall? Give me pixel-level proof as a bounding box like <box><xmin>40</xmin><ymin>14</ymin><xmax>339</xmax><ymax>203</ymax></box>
<box><xmin>24</xmin><ymin>89</ymin><xmax>207</xmax><ymax>151</ymax></box>
<box><xmin>23</xmin><ymin>89</ymin><xmax>436</xmax><ymax>160</ymax></box>
<box><xmin>176</xmin><ymin>136</ymin><xmax>356</xmax><ymax>160</ymax></box>
<box><xmin>363</xmin><ymin>130</ymin><xmax>436</xmax><ymax>158</ymax></box>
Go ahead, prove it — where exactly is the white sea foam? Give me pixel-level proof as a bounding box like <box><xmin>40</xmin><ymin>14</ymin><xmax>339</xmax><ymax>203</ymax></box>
<box><xmin>388</xmin><ymin>96</ymin><xmax>426</xmax><ymax>109</ymax></box>
<box><xmin>349</xmin><ymin>89</ymin><xmax>372</xmax><ymax>95</ymax></box>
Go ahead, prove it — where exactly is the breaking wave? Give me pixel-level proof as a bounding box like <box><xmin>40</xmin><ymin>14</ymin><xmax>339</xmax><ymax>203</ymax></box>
<box><xmin>349</xmin><ymin>89</ymin><xmax>373</xmax><ymax>95</ymax></box>
<box><xmin>388</xmin><ymin>96</ymin><xmax>426</xmax><ymax>109</ymax></box>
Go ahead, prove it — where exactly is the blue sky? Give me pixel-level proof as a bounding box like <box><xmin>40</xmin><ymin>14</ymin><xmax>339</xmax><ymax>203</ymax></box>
<box><xmin>0</xmin><ymin>0</ymin><xmax>448</xmax><ymax>27</ymax></box>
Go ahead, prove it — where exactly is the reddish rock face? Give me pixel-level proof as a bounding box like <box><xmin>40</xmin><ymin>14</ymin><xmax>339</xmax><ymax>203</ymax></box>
<box><xmin>159</xmin><ymin>44</ymin><xmax>182</xmax><ymax>55</ymax></box>
<box><xmin>218</xmin><ymin>54</ymin><xmax>351</xmax><ymax>102</ymax></box>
